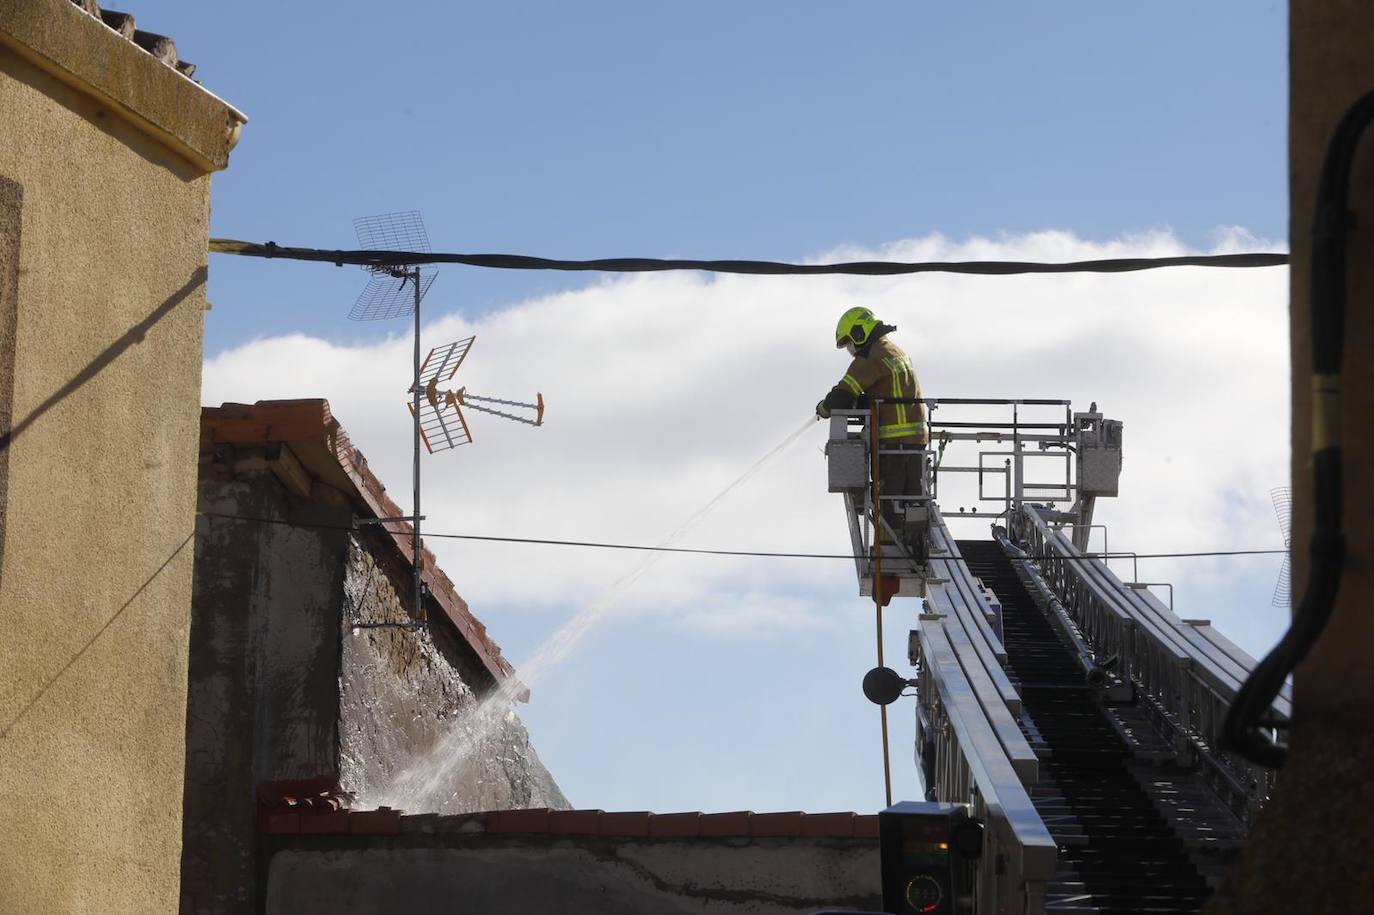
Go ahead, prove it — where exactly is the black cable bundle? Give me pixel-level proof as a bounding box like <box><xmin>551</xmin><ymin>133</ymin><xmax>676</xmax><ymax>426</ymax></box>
<box><xmin>1220</xmin><ymin>89</ymin><xmax>1374</xmax><ymax>768</ymax></box>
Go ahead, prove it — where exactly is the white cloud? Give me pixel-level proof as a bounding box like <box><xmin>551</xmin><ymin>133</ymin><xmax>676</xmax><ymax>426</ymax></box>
<box><xmin>202</xmin><ymin>228</ymin><xmax>1291</xmax><ymax>659</ymax></box>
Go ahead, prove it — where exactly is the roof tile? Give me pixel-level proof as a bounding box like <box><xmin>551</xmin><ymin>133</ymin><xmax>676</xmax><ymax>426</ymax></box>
<box><xmin>349</xmin><ymin>808</ymin><xmax>401</xmax><ymax>836</ymax></box>
<box><xmin>598</xmin><ymin>811</ymin><xmax>652</xmax><ymax>837</ymax></box>
<box><xmin>299</xmin><ymin>811</ymin><xmax>350</xmax><ymax>834</ymax></box>
<box><xmin>750</xmin><ymin>812</ymin><xmax>804</xmax><ymax>838</ymax></box>
<box><xmin>485</xmin><ymin>808</ymin><xmax>551</xmax><ymax>834</ymax></box>
<box><xmin>547</xmin><ymin>809</ymin><xmax>602</xmax><ymax>836</ymax></box>
<box><xmin>700</xmin><ymin>811</ymin><xmax>753</xmax><ymax>837</ymax></box>
<box><xmin>799</xmin><ymin>812</ymin><xmax>856</xmax><ymax>838</ymax></box>
<box><xmin>258</xmin><ymin>810</ymin><xmax>300</xmax><ymax>835</ymax></box>
<box><xmin>647</xmin><ymin>812</ymin><xmax>703</xmax><ymax>838</ymax></box>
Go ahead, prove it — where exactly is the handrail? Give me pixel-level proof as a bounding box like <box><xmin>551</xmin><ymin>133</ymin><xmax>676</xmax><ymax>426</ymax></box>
<box><xmin>917</xmin><ymin>617</ymin><xmax>1056</xmax><ymax>914</ymax></box>
<box><xmin>1016</xmin><ymin>505</ymin><xmax>1284</xmax><ymax>822</ymax></box>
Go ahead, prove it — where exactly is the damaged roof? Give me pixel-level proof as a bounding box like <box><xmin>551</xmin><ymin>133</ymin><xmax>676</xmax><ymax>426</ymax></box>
<box><xmin>201</xmin><ymin>399</ymin><xmax>519</xmax><ymax>691</ymax></box>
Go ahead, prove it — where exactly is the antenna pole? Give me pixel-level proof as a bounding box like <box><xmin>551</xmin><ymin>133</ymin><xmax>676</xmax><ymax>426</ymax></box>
<box><xmin>412</xmin><ymin>267</ymin><xmax>425</xmax><ymax>624</ymax></box>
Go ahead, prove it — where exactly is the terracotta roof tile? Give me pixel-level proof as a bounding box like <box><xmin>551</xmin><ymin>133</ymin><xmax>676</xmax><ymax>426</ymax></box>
<box><xmin>485</xmin><ymin>808</ymin><xmax>551</xmax><ymax>834</ymax></box>
<box><xmin>349</xmin><ymin>808</ymin><xmax>401</xmax><ymax>836</ymax></box>
<box><xmin>647</xmin><ymin>812</ymin><xmax>703</xmax><ymax>838</ymax></box>
<box><xmin>547</xmin><ymin>809</ymin><xmax>603</xmax><ymax>836</ymax></box>
<box><xmin>299</xmin><ymin>811</ymin><xmax>350</xmax><ymax>835</ymax></box>
<box><xmin>258</xmin><ymin>810</ymin><xmax>300</xmax><ymax>835</ymax></box>
<box><xmin>700</xmin><ymin>811</ymin><xmax>754</xmax><ymax>837</ymax></box>
<box><xmin>598</xmin><ymin>811</ymin><xmax>653</xmax><ymax>837</ymax></box>
<box><xmin>750</xmin><ymin>811</ymin><xmax>804</xmax><ymax>838</ymax></box>
<box><xmin>800</xmin><ymin>812</ymin><xmax>857</xmax><ymax>838</ymax></box>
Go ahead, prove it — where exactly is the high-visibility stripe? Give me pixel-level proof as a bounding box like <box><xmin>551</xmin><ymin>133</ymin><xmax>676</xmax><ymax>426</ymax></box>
<box><xmin>842</xmin><ymin>374</ymin><xmax>864</xmax><ymax>395</ymax></box>
<box><xmin>880</xmin><ymin>422</ymin><xmax>926</xmax><ymax>440</ymax></box>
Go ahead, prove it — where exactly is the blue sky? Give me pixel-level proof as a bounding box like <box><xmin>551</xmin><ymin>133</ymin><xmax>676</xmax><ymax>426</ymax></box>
<box><xmin>135</xmin><ymin>0</ymin><xmax>1287</xmax><ymax>353</ymax></box>
<box><xmin>158</xmin><ymin>0</ymin><xmax>1291</xmax><ymax>814</ymax></box>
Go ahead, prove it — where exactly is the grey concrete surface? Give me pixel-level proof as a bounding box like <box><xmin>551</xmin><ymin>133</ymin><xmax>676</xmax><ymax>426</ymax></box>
<box><xmin>264</xmin><ymin>836</ymin><xmax>881</xmax><ymax>914</ymax></box>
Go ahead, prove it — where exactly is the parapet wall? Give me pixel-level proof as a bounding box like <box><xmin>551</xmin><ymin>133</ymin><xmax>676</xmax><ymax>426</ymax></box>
<box><xmin>263</xmin><ymin>817</ymin><xmax>881</xmax><ymax>915</ymax></box>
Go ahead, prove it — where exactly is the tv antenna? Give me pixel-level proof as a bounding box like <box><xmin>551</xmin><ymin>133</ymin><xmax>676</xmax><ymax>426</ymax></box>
<box><xmin>347</xmin><ymin>212</ymin><xmax>544</xmax><ymax>630</ymax></box>
<box><xmin>1271</xmin><ymin>486</ymin><xmax>1292</xmax><ymax>607</ymax></box>
<box><xmin>410</xmin><ymin>336</ymin><xmax>544</xmax><ymax>455</ymax></box>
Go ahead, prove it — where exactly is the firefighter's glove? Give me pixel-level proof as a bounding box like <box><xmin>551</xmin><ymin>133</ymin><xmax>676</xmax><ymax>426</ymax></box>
<box><xmin>816</xmin><ymin>400</ymin><xmax>832</xmax><ymax>419</ymax></box>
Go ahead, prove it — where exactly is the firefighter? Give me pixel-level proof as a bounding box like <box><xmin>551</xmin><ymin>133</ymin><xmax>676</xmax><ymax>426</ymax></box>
<box><xmin>817</xmin><ymin>306</ymin><xmax>929</xmax><ymax>550</ymax></box>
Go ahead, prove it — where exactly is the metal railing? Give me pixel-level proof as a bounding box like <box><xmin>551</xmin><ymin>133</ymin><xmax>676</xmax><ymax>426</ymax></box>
<box><xmin>915</xmin><ymin>614</ymin><xmax>1057</xmax><ymax>914</ymax></box>
<box><xmin>1016</xmin><ymin>505</ymin><xmax>1286</xmax><ymax>823</ymax></box>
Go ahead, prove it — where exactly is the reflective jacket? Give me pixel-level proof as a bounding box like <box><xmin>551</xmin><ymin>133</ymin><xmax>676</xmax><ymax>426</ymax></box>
<box><xmin>824</xmin><ymin>333</ymin><xmax>928</xmax><ymax>445</ymax></box>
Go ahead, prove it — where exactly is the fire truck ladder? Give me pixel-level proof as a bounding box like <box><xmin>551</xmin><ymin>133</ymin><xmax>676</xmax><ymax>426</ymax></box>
<box><xmin>830</xmin><ymin>399</ymin><xmax>1289</xmax><ymax>915</ymax></box>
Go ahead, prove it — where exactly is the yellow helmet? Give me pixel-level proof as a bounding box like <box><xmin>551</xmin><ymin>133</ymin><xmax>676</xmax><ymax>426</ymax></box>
<box><xmin>835</xmin><ymin>306</ymin><xmax>880</xmax><ymax>349</ymax></box>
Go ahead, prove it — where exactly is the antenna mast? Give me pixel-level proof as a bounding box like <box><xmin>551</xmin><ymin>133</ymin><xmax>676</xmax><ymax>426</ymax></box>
<box><xmin>347</xmin><ymin>212</ymin><xmax>545</xmax><ymax>629</ymax></box>
<box><xmin>350</xmin><ymin>212</ymin><xmax>439</xmax><ymax>626</ymax></box>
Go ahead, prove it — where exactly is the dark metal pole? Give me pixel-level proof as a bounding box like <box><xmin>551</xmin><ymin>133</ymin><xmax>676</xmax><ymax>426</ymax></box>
<box><xmin>870</xmin><ymin>401</ymin><xmax>893</xmax><ymax>807</ymax></box>
<box><xmin>412</xmin><ymin>269</ymin><xmax>424</xmax><ymax>623</ymax></box>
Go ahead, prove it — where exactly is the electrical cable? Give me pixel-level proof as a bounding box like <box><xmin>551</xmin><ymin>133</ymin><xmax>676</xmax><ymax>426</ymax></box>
<box><xmin>209</xmin><ymin>238</ymin><xmax>1288</xmax><ymax>277</ymax></box>
<box><xmin>195</xmin><ymin>510</ymin><xmax>1282</xmax><ymax>562</ymax></box>
<box><xmin>1220</xmin><ymin>89</ymin><xmax>1371</xmax><ymax>769</ymax></box>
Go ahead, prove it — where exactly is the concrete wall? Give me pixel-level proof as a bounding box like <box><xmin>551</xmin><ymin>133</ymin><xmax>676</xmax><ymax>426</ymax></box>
<box><xmin>184</xmin><ymin>446</ymin><xmax>567</xmax><ymax>912</ymax></box>
<box><xmin>340</xmin><ymin>531</ymin><xmax>568</xmax><ymax>814</ymax></box>
<box><xmin>263</xmin><ymin>835</ymin><xmax>881</xmax><ymax>915</ymax></box>
<box><xmin>0</xmin><ymin>2</ymin><xmax>241</xmax><ymax>911</ymax></box>
<box><xmin>181</xmin><ymin>454</ymin><xmax>351</xmax><ymax>913</ymax></box>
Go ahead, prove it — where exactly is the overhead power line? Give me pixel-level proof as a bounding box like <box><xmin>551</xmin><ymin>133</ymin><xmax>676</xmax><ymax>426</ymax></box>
<box><xmin>195</xmin><ymin>510</ymin><xmax>1284</xmax><ymax>562</ymax></box>
<box><xmin>209</xmin><ymin>238</ymin><xmax>1288</xmax><ymax>277</ymax></box>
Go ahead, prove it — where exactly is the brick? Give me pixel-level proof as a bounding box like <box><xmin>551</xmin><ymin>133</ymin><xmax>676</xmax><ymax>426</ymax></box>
<box><xmin>854</xmin><ymin>815</ymin><xmax>880</xmax><ymax>839</ymax></box>
<box><xmin>800</xmin><ymin>812</ymin><xmax>857</xmax><ymax>838</ymax></box>
<box><xmin>299</xmin><ymin>811</ymin><xmax>350</xmax><ymax>835</ymax></box>
<box><xmin>400</xmin><ymin>813</ymin><xmax>441</xmax><ymax>835</ymax></box>
<box><xmin>648</xmin><ymin>812</ymin><xmax>703</xmax><ymax>838</ymax></box>
<box><xmin>699</xmin><ymin>811</ymin><xmax>753</xmax><ymax>837</ymax></box>
<box><xmin>349</xmin><ymin>808</ymin><xmax>401</xmax><ymax>836</ymax></box>
<box><xmin>750</xmin><ymin>812</ymin><xmax>804</xmax><ymax>837</ymax></box>
<box><xmin>484</xmin><ymin>808</ymin><xmax>550</xmax><ymax>834</ymax></box>
<box><xmin>258</xmin><ymin>810</ymin><xmax>300</xmax><ymax>835</ymax></box>
<box><xmin>598</xmin><ymin>812</ymin><xmax>652</xmax><ymax>837</ymax></box>
<box><xmin>548</xmin><ymin>809</ymin><xmax>602</xmax><ymax>835</ymax></box>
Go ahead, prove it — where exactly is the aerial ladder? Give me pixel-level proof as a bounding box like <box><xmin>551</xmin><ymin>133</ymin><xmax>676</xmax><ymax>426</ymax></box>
<box><xmin>825</xmin><ymin>399</ymin><xmax>1289</xmax><ymax>915</ymax></box>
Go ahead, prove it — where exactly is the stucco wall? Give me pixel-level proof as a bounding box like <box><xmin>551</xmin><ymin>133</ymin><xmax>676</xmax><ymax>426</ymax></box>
<box><xmin>339</xmin><ymin>532</ymin><xmax>568</xmax><ymax>814</ymax></box>
<box><xmin>263</xmin><ymin>835</ymin><xmax>881</xmax><ymax>915</ymax></box>
<box><xmin>0</xmin><ymin>34</ymin><xmax>224</xmax><ymax>915</ymax></box>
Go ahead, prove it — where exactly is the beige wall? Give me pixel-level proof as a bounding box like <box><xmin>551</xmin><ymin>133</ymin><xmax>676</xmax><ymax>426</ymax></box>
<box><xmin>0</xmin><ymin>4</ymin><xmax>240</xmax><ymax>910</ymax></box>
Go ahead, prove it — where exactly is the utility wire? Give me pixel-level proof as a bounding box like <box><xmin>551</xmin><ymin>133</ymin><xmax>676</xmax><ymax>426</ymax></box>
<box><xmin>209</xmin><ymin>239</ymin><xmax>1288</xmax><ymax>277</ymax></box>
<box><xmin>196</xmin><ymin>510</ymin><xmax>1284</xmax><ymax>562</ymax></box>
